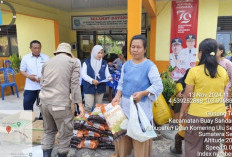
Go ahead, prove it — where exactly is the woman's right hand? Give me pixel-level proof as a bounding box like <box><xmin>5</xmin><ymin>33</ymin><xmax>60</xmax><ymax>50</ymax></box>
<box><xmin>176</xmin><ymin>92</ymin><xmax>183</xmax><ymax>98</ymax></box>
<box><xmin>92</xmin><ymin>79</ymin><xmax>99</xmax><ymax>85</ymax></box>
<box><xmin>111</xmin><ymin>96</ymin><xmax>120</xmax><ymax>106</ymax></box>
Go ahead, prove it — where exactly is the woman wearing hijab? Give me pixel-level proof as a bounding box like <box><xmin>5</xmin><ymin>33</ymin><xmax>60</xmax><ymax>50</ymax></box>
<box><xmin>82</xmin><ymin>45</ymin><xmax>112</xmax><ymax>112</ymax></box>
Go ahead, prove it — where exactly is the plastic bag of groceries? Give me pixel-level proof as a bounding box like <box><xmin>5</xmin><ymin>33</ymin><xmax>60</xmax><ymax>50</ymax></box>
<box><xmin>127</xmin><ymin>96</ymin><xmax>157</xmax><ymax>142</ymax></box>
<box><xmin>101</xmin><ymin>103</ymin><xmax>127</xmax><ymax>140</ymax></box>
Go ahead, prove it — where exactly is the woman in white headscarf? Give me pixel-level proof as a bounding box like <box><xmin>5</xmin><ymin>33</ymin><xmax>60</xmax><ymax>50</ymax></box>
<box><xmin>82</xmin><ymin>45</ymin><xmax>112</xmax><ymax>112</ymax></box>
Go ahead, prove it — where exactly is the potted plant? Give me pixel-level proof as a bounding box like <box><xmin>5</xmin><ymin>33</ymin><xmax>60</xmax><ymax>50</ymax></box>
<box><xmin>8</xmin><ymin>53</ymin><xmax>21</xmax><ymax>73</ymax></box>
<box><xmin>8</xmin><ymin>54</ymin><xmax>25</xmax><ymax>91</ymax></box>
<box><xmin>160</xmin><ymin>66</ymin><xmax>176</xmax><ymax>104</ymax></box>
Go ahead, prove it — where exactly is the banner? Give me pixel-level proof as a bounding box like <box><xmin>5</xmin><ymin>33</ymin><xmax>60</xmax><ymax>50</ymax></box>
<box><xmin>72</xmin><ymin>14</ymin><xmax>146</xmax><ymax>30</ymax></box>
<box><xmin>170</xmin><ymin>0</ymin><xmax>199</xmax><ymax>81</ymax></box>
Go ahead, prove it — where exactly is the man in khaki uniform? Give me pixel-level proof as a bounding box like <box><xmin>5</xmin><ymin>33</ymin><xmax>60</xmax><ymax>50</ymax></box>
<box><xmin>39</xmin><ymin>43</ymin><xmax>84</xmax><ymax>157</ymax></box>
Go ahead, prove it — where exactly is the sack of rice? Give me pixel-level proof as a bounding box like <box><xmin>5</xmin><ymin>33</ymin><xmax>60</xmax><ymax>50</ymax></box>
<box><xmin>101</xmin><ymin>103</ymin><xmax>127</xmax><ymax>140</ymax></box>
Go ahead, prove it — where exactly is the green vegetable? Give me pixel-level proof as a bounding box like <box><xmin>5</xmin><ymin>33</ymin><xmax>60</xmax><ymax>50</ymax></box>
<box><xmin>160</xmin><ymin>66</ymin><xmax>176</xmax><ymax>104</ymax></box>
<box><xmin>8</xmin><ymin>53</ymin><xmax>21</xmax><ymax>73</ymax></box>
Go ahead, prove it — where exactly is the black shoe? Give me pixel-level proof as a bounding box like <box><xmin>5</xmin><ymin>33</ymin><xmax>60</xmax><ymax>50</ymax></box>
<box><xmin>43</xmin><ymin>149</ymin><xmax>52</xmax><ymax>157</ymax></box>
<box><xmin>39</xmin><ymin>113</ymin><xmax>43</xmax><ymax>120</ymax></box>
<box><xmin>57</xmin><ymin>153</ymin><xmax>67</xmax><ymax>157</ymax></box>
<box><xmin>170</xmin><ymin>146</ymin><xmax>182</xmax><ymax>154</ymax></box>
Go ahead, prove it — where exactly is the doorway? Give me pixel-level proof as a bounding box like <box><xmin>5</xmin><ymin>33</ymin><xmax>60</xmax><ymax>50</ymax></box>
<box><xmin>76</xmin><ymin>30</ymin><xmax>128</xmax><ymax>61</ymax></box>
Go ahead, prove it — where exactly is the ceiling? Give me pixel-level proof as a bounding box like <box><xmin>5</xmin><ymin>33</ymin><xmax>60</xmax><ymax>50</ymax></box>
<box><xmin>31</xmin><ymin>0</ymin><xmax>127</xmax><ymax>12</ymax></box>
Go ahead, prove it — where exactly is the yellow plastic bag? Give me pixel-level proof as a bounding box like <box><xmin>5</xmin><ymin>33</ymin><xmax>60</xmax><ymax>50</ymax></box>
<box><xmin>153</xmin><ymin>94</ymin><xmax>172</xmax><ymax>125</ymax></box>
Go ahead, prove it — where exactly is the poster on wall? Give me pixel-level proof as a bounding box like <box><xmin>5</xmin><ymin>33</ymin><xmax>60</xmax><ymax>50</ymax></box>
<box><xmin>170</xmin><ymin>0</ymin><xmax>199</xmax><ymax>81</ymax></box>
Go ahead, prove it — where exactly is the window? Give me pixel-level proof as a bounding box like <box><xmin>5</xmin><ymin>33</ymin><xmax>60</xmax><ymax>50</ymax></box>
<box><xmin>216</xmin><ymin>32</ymin><xmax>232</xmax><ymax>53</ymax></box>
<box><xmin>0</xmin><ymin>25</ymin><xmax>18</xmax><ymax>57</ymax></box>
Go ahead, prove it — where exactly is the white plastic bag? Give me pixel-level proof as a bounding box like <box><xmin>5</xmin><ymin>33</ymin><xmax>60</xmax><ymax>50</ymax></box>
<box><xmin>127</xmin><ymin>96</ymin><xmax>157</xmax><ymax>142</ymax></box>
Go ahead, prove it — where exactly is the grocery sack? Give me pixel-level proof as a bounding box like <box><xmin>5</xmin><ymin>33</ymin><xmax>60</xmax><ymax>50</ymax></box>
<box><xmin>88</xmin><ymin>115</ymin><xmax>107</xmax><ymax>124</ymax></box>
<box><xmin>103</xmin><ymin>124</ymin><xmax>110</xmax><ymax>131</ymax></box>
<box><xmin>84</xmin><ymin>124</ymin><xmax>103</xmax><ymax>134</ymax></box>
<box><xmin>98</xmin><ymin>143</ymin><xmax>115</xmax><ymax>149</ymax></box>
<box><xmin>77</xmin><ymin>140</ymin><xmax>99</xmax><ymax>149</ymax></box>
<box><xmin>73</xmin><ymin>121</ymin><xmax>85</xmax><ymax>130</ymax></box>
<box><xmin>83</xmin><ymin>130</ymin><xmax>101</xmax><ymax>138</ymax></box>
<box><xmin>127</xmin><ymin>97</ymin><xmax>157</xmax><ymax>142</ymax></box>
<box><xmin>73</xmin><ymin>130</ymin><xmax>84</xmax><ymax>138</ymax></box>
<box><xmin>99</xmin><ymin>136</ymin><xmax>114</xmax><ymax>144</ymax></box>
<box><xmin>101</xmin><ymin>103</ymin><xmax>127</xmax><ymax>140</ymax></box>
<box><xmin>84</xmin><ymin>136</ymin><xmax>99</xmax><ymax>141</ymax></box>
<box><xmin>70</xmin><ymin>136</ymin><xmax>82</xmax><ymax>145</ymax></box>
<box><xmin>102</xmin><ymin>130</ymin><xmax>113</xmax><ymax>137</ymax></box>
<box><xmin>86</xmin><ymin>121</ymin><xmax>105</xmax><ymax>131</ymax></box>
<box><xmin>70</xmin><ymin>136</ymin><xmax>81</xmax><ymax>149</ymax></box>
<box><xmin>70</xmin><ymin>139</ymin><xmax>81</xmax><ymax>145</ymax></box>
<box><xmin>153</xmin><ymin>94</ymin><xmax>172</xmax><ymax>125</ymax></box>
<box><xmin>70</xmin><ymin>143</ymin><xmax>77</xmax><ymax>148</ymax></box>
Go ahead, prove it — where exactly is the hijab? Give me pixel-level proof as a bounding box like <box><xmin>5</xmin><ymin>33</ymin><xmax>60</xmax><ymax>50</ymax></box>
<box><xmin>90</xmin><ymin>45</ymin><xmax>103</xmax><ymax>79</ymax></box>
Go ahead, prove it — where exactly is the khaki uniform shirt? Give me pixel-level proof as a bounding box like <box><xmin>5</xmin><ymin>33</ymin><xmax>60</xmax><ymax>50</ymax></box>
<box><xmin>39</xmin><ymin>53</ymin><xmax>82</xmax><ymax>106</ymax></box>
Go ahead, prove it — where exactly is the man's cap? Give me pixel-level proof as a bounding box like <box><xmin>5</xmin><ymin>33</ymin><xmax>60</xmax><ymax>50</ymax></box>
<box><xmin>54</xmin><ymin>42</ymin><xmax>73</xmax><ymax>57</ymax></box>
<box><xmin>185</xmin><ymin>34</ymin><xmax>196</xmax><ymax>40</ymax></box>
<box><xmin>171</xmin><ymin>38</ymin><xmax>182</xmax><ymax>45</ymax></box>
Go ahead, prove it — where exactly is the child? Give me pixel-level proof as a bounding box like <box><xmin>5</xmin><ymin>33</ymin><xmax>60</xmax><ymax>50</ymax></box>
<box><xmin>82</xmin><ymin>45</ymin><xmax>112</xmax><ymax>112</ymax></box>
<box><xmin>170</xmin><ymin>69</ymin><xmax>190</xmax><ymax>122</ymax></box>
<box><xmin>103</xmin><ymin>53</ymin><xmax>118</xmax><ymax>102</ymax></box>
<box><xmin>170</xmin><ymin>69</ymin><xmax>190</xmax><ymax>154</ymax></box>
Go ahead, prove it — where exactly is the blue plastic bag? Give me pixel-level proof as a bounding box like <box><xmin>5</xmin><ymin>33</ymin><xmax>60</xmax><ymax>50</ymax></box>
<box><xmin>127</xmin><ymin>96</ymin><xmax>157</xmax><ymax>142</ymax></box>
